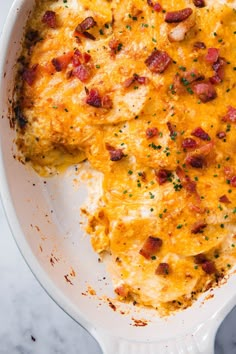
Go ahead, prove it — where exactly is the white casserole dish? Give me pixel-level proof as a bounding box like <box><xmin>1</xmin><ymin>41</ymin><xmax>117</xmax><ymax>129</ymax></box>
<box><xmin>0</xmin><ymin>1</ymin><xmax>236</xmax><ymax>353</ymax></box>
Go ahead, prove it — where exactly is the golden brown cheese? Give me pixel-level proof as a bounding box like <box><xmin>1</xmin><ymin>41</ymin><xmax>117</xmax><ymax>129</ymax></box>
<box><xmin>15</xmin><ymin>0</ymin><xmax>236</xmax><ymax>313</ymax></box>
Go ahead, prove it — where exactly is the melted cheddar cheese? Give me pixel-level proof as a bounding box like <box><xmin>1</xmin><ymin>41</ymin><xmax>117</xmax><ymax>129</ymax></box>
<box><xmin>15</xmin><ymin>0</ymin><xmax>236</xmax><ymax>313</ymax></box>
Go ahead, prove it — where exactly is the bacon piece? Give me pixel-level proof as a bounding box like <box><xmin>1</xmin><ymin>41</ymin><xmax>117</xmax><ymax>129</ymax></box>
<box><xmin>167</xmin><ymin>121</ymin><xmax>176</xmax><ymax>138</ymax></box>
<box><xmin>106</xmin><ymin>144</ymin><xmax>125</xmax><ymax>161</ymax></box>
<box><xmin>205</xmin><ymin>48</ymin><xmax>219</xmax><ymax>64</ymax></box>
<box><xmin>146</xmin><ymin>127</ymin><xmax>158</xmax><ymax>139</ymax></box>
<box><xmin>82</xmin><ymin>32</ymin><xmax>96</xmax><ymax>41</ymax></box>
<box><xmin>191</xmin><ymin>220</ymin><xmax>207</xmax><ymax>234</ymax></box>
<box><xmin>193</xmin><ymin>0</ymin><xmax>205</xmax><ymax>7</ymax></box>
<box><xmin>109</xmin><ymin>39</ymin><xmax>123</xmax><ymax>56</ymax></box>
<box><xmin>216</xmin><ymin>131</ymin><xmax>226</xmax><ymax>139</ymax></box>
<box><xmin>72</xmin><ymin>50</ymin><xmax>91</xmax><ymax>67</ymax></box>
<box><xmin>153</xmin><ymin>3</ymin><xmax>162</xmax><ymax>12</ymax></box>
<box><xmin>176</xmin><ymin>166</ymin><xmax>198</xmax><ymax>195</ymax></box>
<box><xmin>186</xmin><ymin>155</ymin><xmax>204</xmax><ymax>168</ymax></box>
<box><xmin>76</xmin><ymin>16</ymin><xmax>97</xmax><ymax>33</ymax></box>
<box><xmin>42</xmin><ymin>11</ymin><xmax>57</xmax><ymax>28</ymax></box>
<box><xmin>224</xmin><ymin>166</ymin><xmax>234</xmax><ymax>179</ymax></box>
<box><xmin>145</xmin><ymin>50</ymin><xmax>172</xmax><ymax>74</ymax></box>
<box><xmin>86</xmin><ymin>89</ymin><xmax>102</xmax><ymax>108</ymax></box>
<box><xmin>123</xmin><ymin>77</ymin><xmax>136</xmax><ymax>88</ymax></box>
<box><xmin>123</xmin><ymin>74</ymin><xmax>148</xmax><ymax>88</ymax></box>
<box><xmin>139</xmin><ymin>236</ymin><xmax>163</xmax><ymax>259</ymax></box>
<box><xmin>147</xmin><ymin>0</ymin><xmax>162</xmax><ymax>11</ymax></box>
<box><xmin>210</xmin><ymin>57</ymin><xmax>226</xmax><ymax>84</ymax></box>
<box><xmin>165</xmin><ymin>8</ymin><xmax>192</xmax><ymax>23</ymax></box>
<box><xmin>155</xmin><ymin>263</ymin><xmax>170</xmax><ymax>275</ymax></box>
<box><xmin>202</xmin><ymin>261</ymin><xmax>216</xmax><ymax>274</ymax></box>
<box><xmin>182</xmin><ymin>138</ymin><xmax>198</xmax><ymax>149</ymax></box>
<box><xmin>189</xmin><ymin>203</ymin><xmax>205</xmax><ymax>214</ymax></box>
<box><xmin>101</xmin><ymin>95</ymin><xmax>113</xmax><ymax>109</ymax></box>
<box><xmin>172</xmin><ymin>70</ymin><xmax>204</xmax><ymax>94</ymax></box>
<box><xmin>219</xmin><ymin>195</ymin><xmax>231</xmax><ymax>204</ymax></box>
<box><xmin>230</xmin><ymin>176</ymin><xmax>236</xmax><ymax>187</ymax></box>
<box><xmin>168</xmin><ymin>15</ymin><xmax>196</xmax><ymax>42</ymax></box>
<box><xmin>134</xmin><ymin>74</ymin><xmax>149</xmax><ymax>85</ymax></box>
<box><xmin>222</xmin><ymin>106</ymin><xmax>236</xmax><ymax>123</ymax></box>
<box><xmin>192</xmin><ymin>81</ymin><xmax>217</xmax><ymax>103</ymax></box>
<box><xmin>22</xmin><ymin>64</ymin><xmax>38</xmax><ymax>86</ymax></box>
<box><xmin>72</xmin><ymin>65</ymin><xmax>91</xmax><ymax>82</ymax></box>
<box><xmin>191</xmin><ymin>127</ymin><xmax>210</xmax><ymax>141</ymax></box>
<box><xmin>194</xmin><ymin>254</ymin><xmax>207</xmax><ymax>264</ymax></box>
<box><xmin>193</xmin><ymin>41</ymin><xmax>206</xmax><ymax>49</ymax></box>
<box><xmin>155</xmin><ymin>169</ymin><xmax>172</xmax><ymax>185</ymax></box>
<box><xmin>51</xmin><ymin>52</ymin><xmax>73</xmax><ymax>72</ymax></box>
<box><xmin>115</xmin><ymin>285</ymin><xmax>129</xmax><ymax>298</ymax></box>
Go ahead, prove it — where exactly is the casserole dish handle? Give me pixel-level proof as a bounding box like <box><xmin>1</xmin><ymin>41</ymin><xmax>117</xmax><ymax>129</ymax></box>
<box><xmin>94</xmin><ymin>312</ymin><xmax>225</xmax><ymax>354</ymax></box>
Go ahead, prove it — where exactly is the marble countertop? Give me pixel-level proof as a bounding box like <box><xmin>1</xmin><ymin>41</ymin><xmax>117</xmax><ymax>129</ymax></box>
<box><xmin>0</xmin><ymin>2</ymin><xmax>236</xmax><ymax>354</ymax></box>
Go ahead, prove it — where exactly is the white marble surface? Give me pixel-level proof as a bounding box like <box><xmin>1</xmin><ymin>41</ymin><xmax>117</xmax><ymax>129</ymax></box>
<box><xmin>1</xmin><ymin>2</ymin><xmax>236</xmax><ymax>354</ymax></box>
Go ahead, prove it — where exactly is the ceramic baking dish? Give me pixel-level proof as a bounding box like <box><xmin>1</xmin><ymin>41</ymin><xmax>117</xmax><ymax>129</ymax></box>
<box><xmin>1</xmin><ymin>1</ymin><xmax>236</xmax><ymax>353</ymax></box>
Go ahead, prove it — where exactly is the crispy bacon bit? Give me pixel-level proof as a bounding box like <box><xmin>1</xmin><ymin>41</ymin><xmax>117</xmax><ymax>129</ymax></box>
<box><xmin>123</xmin><ymin>74</ymin><xmax>148</xmax><ymax>88</ymax></box>
<box><xmin>216</xmin><ymin>131</ymin><xmax>226</xmax><ymax>139</ymax></box>
<box><xmin>109</xmin><ymin>39</ymin><xmax>123</xmax><ymax>56</ymax></box>
<box><xmin>106</xmin><ymin>144</ymin><xmax>125</xmax><ymax>161</ymax></box>
<box><xmin>22</xmin><ymin>64</ymin><xmax>38</xmax><ymax>86</ymax></box>
<box><xmin>42</xmin><ymin>11</ymin><xmax>57</xmax><ymax>28</ymax></box>
<box><xmin>101</xmin><ymin>95</ymin><xmax>113</xmax><ymax>109</ymax></box>
<box><xmin>191</xmin><ymin>127</ymin><xmax>210</xmax><ymax>141</ymax></box>
<box><xmin>205</xmin><ymin>48</ymin><xmax>219</xmax><ymax>64</ymax></box>
<box><xmin>210</xmin><ymin>57</ymin><xmax>226</xmax><ymax>84</ymax></box>
<box><xmin>189</xmin><ymin>203</ymin><xmax>205</xmax><ymax>214</ymax></box>
<box><xmin>123</xmin><ymin>77</ymin><xmax>136</xmax><ymax>88</ymax></box>
<box><xmin>191</xmin><ymin>220</ymin><xmax>207</xmax><ymax>234</ymax></box>
<box><xmin>224</xmin><ymin>166</ymin><xmax>234</xmax><ymax>179</ymax></box>
<box><xmin>115</xmin><ymin>285</ymin><xmax>129</xmax><ymax>298</ymax></box>
<box><xmin>155</xmin><ymin>169</ymin><xmax>172</xmax><ymax>185</ymax></box>
<box><xmin>193</xmin><ymin>0</ymin><xmax>205</xmax><ymax>7</ymax></box>
<box><xmin>51</xmin><ymin>52</ymin><xmax>73</xmax><ymax>72</ymax></box>
<box><xmin>135</xmin><ymin>74</ymin><xmax>149</xmax><ymax>85</ymax></box>
<box><xmin>139</xmin><ymin>237</ymin><xmax>163</xmax><ymax>259</ymax></box>
<box><xmin>165</xmin><ymin>8</ymin><xmax>192</xmax><ymax>23</ymax></box>
<box><xmin>193</xmin><ymin>41</ymin><xmax>206</xmax><ymax>49</ymax></box>
<box><xmin>167</xmin><ymin>121</ymin><xmax>176</xmax><ymax>138</ymax></box>
<box><xmin>192</xmin><ymin>81</ymin><xmax>217</xmax><ymax>103</ymax></box>
<box><xmin>14</xmin><ymin>106</ymin><xmax>28</xmax><ymax>128</ymax></box>
<box><xmin>76</xmin><ymin>16</ymin><xmax>97</xmax><ymax>33</ymax></box>
<box><xmin>72</xmin><ymin>50</ymin><xmax>91</xmax><ymax>67</ymax></box>
<box><xmin>222</xmin><ymin>106</ymin><xmax>236</xmax><ymax>123</ymax></box>
<box><xmin>82</xmin><ymin>32</ymin><xmax>96</xmax><ymax>40</ymax></box>
<box><xmin>155</xmin><ymin>263</ymin><xmax>170</xmax><ymax>275</ymax></box>
<box><xmin>145</xmin><ymin>50</ymin><xmax>172</xmax><ymax>74</ymax></box>
<box><xmin>202</xmin><ymin>261</ymin><xmax>216</xmax><ymax>274</ymax></box>
<box><xmin>219</xmin><ymin>195</ymin><xmax>231</xmax><ymax>204</ymax></box>
<box><xmin>86</xmin><ymin>89</ymin><xmax>102</xmax><ymax>107</ymax></box>
<box><xmin>182</xmin><ymin>138</ymin><xmax>198</xmax><ymax>149</ymax></box>
<box><xmin>230</xmin><ymin>176</ymin><xmax>236</xmax><ymax>187</ymax></box>
<box><xmin>171</xmin><ymin>70</ymin><xmax>204</xmax><ymax>95</ymax></box>
<box><xmin>194</xmin><ymin>254</ymin><xmax>207</xmax><ymax>264</ymax></box>
<box><xmin>72</xmin><ymin>65</ymin><xmax>91</xmax><ymax>82</ymax></box>
<box><xmin>168</xmin><ymin>15</ymin><xmax>196</xmax><ymax>42</ymax></box>
<box><xmin>146</xmin><ymin>127</ymin><xmax>158</xmax><ymax>139</ymax></box>
<box><xmin>186</xmin><ymin>155</ymin><xmax>204</xmax><ymax>168</ymax></box>
<box><xmin>86</xmin><ymin>89</ymin><xmax>113</xmax><ymax>109</ymax></box>
<box><xmin>153</xmin><ymin>3</ymin><xmax>162</xmax><ymax>12</ymax></box>
<box><xmin>147</xmin><ymin>0</ymin><xmax>162</xmax><ymax>11</ymax></box>
<box><xmin>176</xmin><ymin>166</ymin><xmax>197</xmax><ymax>193</ymax></box>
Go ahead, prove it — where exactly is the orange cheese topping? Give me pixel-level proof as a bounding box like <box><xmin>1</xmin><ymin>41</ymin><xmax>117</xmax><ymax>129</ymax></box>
<box><xmin>15</xmin><ymin>0</ymin><xmax>236</xmax><ymax>313</ymax></box>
